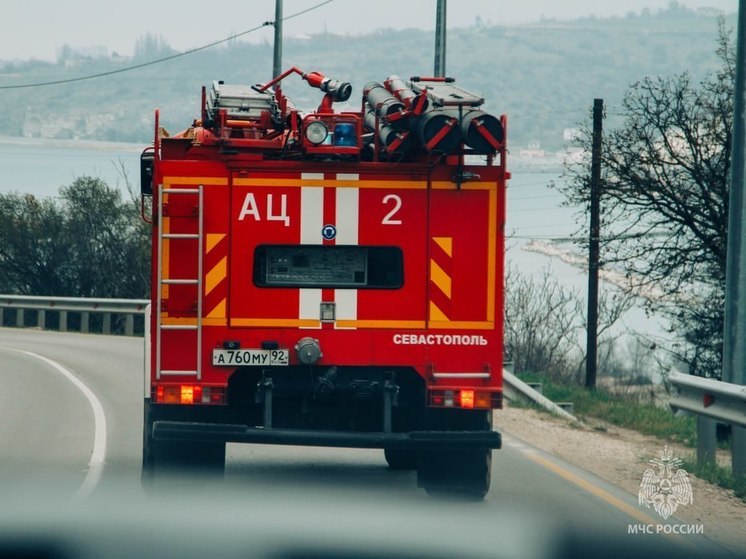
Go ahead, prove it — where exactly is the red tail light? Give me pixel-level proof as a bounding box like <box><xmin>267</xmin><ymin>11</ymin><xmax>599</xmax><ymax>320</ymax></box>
<box><xmin>428</xmin><ymin>389</ymin><xmax>501</xmax><ymax>409</ymax></box>
<box><xmin>152</xmin><ymin>384</ymin><xmax>226</xmax><ymax>405</ymax></box>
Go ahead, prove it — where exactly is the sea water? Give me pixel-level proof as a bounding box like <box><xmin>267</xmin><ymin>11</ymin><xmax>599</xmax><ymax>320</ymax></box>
<box><xmin>0</xmin><ymin>137</ymin><xmax>142</xmax><ymax>198</ymax></box>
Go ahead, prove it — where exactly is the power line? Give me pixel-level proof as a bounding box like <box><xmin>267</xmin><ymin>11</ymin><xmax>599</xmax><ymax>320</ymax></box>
<box><xmin>509</xmin><ymin>235</ymin><xmax>581</xmax><ymax>241</ymax></box>
<box><xmin>509</xmin><ymin>192</ymin><xmax>565</xmax><ymax>201</ymax></box>
<box><xmin>513</xmin><ymin>223</ymin><xmax>575</xmax><ymax>230</ymax></box>
<box><xmin>280</xmin><ymin>0</ymin><xmax>334</xmax><ymax>22</ymax></box>
<box><xmin>0</xmin><ymin>0</ymin><xmax>334</xmax><ymax>91</ymax></box>
<box><xmin>510</xmin><ymin>206</ymin><xmax>570</xmax><ymax>213</ymax></box>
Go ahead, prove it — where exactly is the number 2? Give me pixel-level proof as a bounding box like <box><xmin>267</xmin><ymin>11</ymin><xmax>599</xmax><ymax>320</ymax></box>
<box><xmin>382</xmin><ymin>194</ymin><xmax>402</xmax><ymax>225</ymax></box>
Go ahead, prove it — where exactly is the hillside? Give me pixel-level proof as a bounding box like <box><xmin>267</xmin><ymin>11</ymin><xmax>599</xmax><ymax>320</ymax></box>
<box><xmin>0</xmin><ymin>5</ymin><xmax>734</xmax><ymax>150</ymax></box>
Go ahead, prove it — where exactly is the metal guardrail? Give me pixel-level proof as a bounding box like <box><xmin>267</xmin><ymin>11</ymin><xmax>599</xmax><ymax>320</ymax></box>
<box><xmin>0</xmin><ymin>294</ymin><xmax>149</xmax><ymax>336</ymax></box>
<box><xmin>669</xmin><ymin>370</ymin><xmax>746</xmax><ymax>428</ymax></box>
<box><xmin>668</xmin><ymin>370</ymin><xmax>746</xmax><ymax>475</ymax></box>
<box><xmin>502</xmin><ymin>368</ymin><xmax>581</xmax><ymax>424</ymax></box>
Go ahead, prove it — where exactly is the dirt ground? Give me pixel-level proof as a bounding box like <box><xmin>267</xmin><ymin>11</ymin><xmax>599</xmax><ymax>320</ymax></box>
<box><xmin>492</xmin><ymin>404</ymin><xmax>746</xmax><ymax>555</ymax></box>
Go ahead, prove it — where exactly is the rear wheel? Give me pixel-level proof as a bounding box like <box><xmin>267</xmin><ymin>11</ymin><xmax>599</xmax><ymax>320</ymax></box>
<box><xmin>142</xmin><ymin>401</ymin><xmax>226</xmax><ymax>487</ymax></box>
<box><xmin>416</xmin><ymin>409</ymin><xmax>493</xmax><ymax>500</ymax></box>
<box><xmin>384</xmin><ymin>448</ymin><xmax>418</xmax><ymax>470</ymax></box>
<box><xmin>417</xmin><ymin>448</ymin><xmax>492</xmax><ymax>499</ymax></box>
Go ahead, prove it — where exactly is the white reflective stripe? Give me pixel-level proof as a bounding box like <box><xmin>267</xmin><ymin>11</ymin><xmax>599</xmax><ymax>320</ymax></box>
<box><xmin>336</xmin><ymin>173</ymin><xmax>359</xmax><ymax>181</ymax></box>
<box><xmin>300</xmin><ymin>185</ymin><xmax>323</xmax><ymax>326</ymax></box>
<box><xmin>334</xmin><ymin>185</ymin><xmax>359</xmax><ymax>327</ymax></box>
<box><xmin>335</xmin><ymin>187</ymin><xmax>359</xmax><ymax>244</ymax></box>
<box><xmin>300</xmin><ymin>289</ymin><xmax>322</xmax><ymax>323</ymax></box>
<box><xmin>301</xmin><ymin>172</ymin><xmax>324</xmax><ymax>180</ymax></box>
<box><xmin>301</xmin><ymin>187</ymin><xmax>324</xmax><ymax>243</ymax></box>
<box><xmin>335</xmin><ymin>290</ymin><xmax>357</xmax><ymax>325</ymax></box>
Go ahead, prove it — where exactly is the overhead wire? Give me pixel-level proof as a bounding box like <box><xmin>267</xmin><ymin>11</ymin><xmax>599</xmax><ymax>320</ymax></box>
<box><xmin>0</xmin><ymin>0</ymin><xmax>334</xmax><ymax>90</ymax></box>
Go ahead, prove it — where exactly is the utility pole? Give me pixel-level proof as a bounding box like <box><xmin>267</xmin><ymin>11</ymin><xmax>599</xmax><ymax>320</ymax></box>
<box><xmin>434</xmin><ymin>0</ymin><xmax>447</xmax><ymax>77</ymax></box>
<box><xmin>585</xmin><ymin>99</ymin><xmax>603</xmax><ymax>390</ymax></box>
<box><xmin>722</xmin><ymin>0</ymin><xmax>746</xmax><ymax>480</ymax></box>
<box><xmin>272</xmin><ymin>0</ymin><xmax>283</xmax><ymax>80</ymax></box>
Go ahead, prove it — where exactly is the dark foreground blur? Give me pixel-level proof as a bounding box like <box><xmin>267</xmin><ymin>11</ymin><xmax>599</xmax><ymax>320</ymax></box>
<box><xmin>0</xmin><ymin>477</ymin><xmax>735</xmax><ymax>559</ymax></box>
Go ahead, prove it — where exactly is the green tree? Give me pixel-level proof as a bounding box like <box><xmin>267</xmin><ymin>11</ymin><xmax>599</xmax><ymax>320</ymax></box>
<box><xmin>0</xmin><ymin>176</ymin><xmax>150</xmax><ymax>298</ymax></box>
<box><xmin>0</xmin><ymin>193</ymin><xmax>69</xmax><ymax>294</ymax></box>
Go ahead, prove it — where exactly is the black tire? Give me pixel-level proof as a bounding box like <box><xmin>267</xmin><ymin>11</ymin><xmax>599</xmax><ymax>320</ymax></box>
<box><xmin>416</xmin><ymin>409</ymin><xmax>493</xmax><ymax>500</ymax></box>
<box><xmin>142</xmin><ymin>400</ymin><xmax>226</xmax><ymax>487</ymax></box>
<box><xmin>142</xmin><ymin>399</ymin><xmax>157</xmax><ymax>486</ymax></box>
<box><xmin>384</xmin><ymin>448</ymin><xmax>418</xmax><ymax>470</ymax></box>
<box><xmin>417</xmin><ymin>448</ymin><xmax>492</xmax><ymax>500</ymax></box>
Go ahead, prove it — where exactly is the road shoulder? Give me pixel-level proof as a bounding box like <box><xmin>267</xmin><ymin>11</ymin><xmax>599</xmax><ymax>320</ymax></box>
<box><xmin>493</xmin><ymin>404</ymin><xmax>746</xmax><ymax>555</ymax></box>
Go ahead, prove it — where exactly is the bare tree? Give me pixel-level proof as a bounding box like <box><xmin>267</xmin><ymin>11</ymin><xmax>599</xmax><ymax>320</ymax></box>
<box><xmin>505</xmin><ymin>261</ymin><xmax>639</xmax><ymax>383</ymax></box>
<box><xmin>559</xmin><ymin>23</ymin><xmax>734</xmax><ymax>378</ymax></box>
<box><xmin>504</xmin><ymin>265</ymin><xmax>582</xmax><ymax>379</ymax></box>
<box><xmin>576</xmin><ymin>286</ymin><xmax>636</xmax><ymax>381</ymax></box>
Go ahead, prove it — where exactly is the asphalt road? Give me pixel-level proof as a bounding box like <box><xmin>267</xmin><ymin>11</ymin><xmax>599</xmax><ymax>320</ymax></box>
<box><xmin>0</xmin><ymin>327</ymin><xmax>731</xmax><ymax>558</ymax></box>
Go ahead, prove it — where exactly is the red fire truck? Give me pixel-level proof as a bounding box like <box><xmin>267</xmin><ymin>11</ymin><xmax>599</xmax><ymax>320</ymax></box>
<box><xmin>140</xmin><ymin>67</ymin><xmax>507</xmax><ymax>497</ymax></box>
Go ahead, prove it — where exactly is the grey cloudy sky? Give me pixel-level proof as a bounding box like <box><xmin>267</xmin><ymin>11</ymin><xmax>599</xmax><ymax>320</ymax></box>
<box><xmin>0</xmin><ymin>0</ymin><xmax>737</xmax><ymax>62</ymax></box>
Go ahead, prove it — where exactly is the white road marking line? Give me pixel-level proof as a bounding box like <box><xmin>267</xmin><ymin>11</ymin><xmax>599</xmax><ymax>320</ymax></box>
<box><xmin>2</xmin><ymin>347</ymin><xmax>107</xmax><ymax>501</ymax></box>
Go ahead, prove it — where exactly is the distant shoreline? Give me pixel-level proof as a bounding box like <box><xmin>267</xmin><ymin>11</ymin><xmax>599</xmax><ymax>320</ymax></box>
<box><xmin>0</xmin><ymin>134</ymin><xmax>569</xmax><ymax>174</ymax></box>
<box><xmin>0</xmin><ymin>135</ymin><xmax>143</xmax><ymax>152</ymax></box>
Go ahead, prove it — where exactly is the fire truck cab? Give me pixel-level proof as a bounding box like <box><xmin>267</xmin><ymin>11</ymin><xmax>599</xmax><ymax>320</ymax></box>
<box><xmin>141</xmin><ymin>68</ymin><xmax>507</xmax><ymax>498</ymax></box>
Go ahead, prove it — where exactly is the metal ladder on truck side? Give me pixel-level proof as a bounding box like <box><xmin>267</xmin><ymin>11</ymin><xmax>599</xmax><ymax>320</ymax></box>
<box><xmin>155</xmin><ymin>183</ymin><xmax>204</xmax><ymax>380</ymax></box>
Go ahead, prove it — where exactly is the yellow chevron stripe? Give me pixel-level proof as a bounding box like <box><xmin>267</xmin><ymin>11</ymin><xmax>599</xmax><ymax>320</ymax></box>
<box><xmin>205</xmin><ymin>256</ymin><xmax>227</xmax><ymax>296</ymax></box>
<box><xmin>429</xmin><ymin>301</ymin><xmax>449</xmax><ymax>321</ymax></box>
<box><xmin>430</xmin><ymin>259</ymin><xmax>452</xmax><ymax>299</ymax></box>
<box><xmin>205</xmin><ymin>233</ymin><xmax>225</xmax><ymax>254</ymax></box>
<box><xmin>207</xmin><ymin>298</ymin><xmax>226</xmax><ymax>319</ymax></box>
<box><xmin>433</xmin><ymin>236</ymin><xmax>453</xmax><ymax>257</ymax></box>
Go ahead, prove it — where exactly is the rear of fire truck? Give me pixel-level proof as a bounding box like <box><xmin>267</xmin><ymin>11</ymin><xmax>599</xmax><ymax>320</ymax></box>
<box><xmin>140</xmin><ymin>68</ymin><xmax>507</xmax><ymax>498</ymax></box>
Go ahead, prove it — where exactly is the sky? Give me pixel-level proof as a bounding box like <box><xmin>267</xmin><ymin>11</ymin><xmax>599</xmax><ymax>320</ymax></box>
<box><xmin>0</xmin><ymin>0</ymin><xmax>737</xmax><ymax>62</ymax></box>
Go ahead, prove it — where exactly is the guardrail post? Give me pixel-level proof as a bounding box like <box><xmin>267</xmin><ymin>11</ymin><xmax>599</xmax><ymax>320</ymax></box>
<box><xmin>59</xmin><ymin>311</ymin><xmax>67</xmax><ymax>332</ymax></box>
<box><xmin>81</xmin><ymin>312</ymin><xmax>89</xmax><ymax>333</ymax></box>
<box><xmin>16</xmin><ymin>309</ymin><xmax>24</xmax><ymax>328</ymax></box>
<box><xmin>0</xmin><ymin>308</ymin><xmax>4</xmax><ymax>326</ymax></box>
<box><xmin>735</xmin><ymin>426</ymin><xmax>746</xmax><ymax>480</ymax></box>
<box><xmin>697</xmin><ymin>416</ymin><xmax>717</xmax><ymax>466</ymax></box>
<box><xmin>125</xmin><ymin>314</ymin><xmax>134</xmax><ymax>336</ymax></box>
<box><xmin>37</xmin><ymin>309</ymin><xmax>45</xmax><ymax>330</ymax></box>
<box><xmin>103</xmin><ymin>313</ymin><xmax>111</xmax><ymax>335</ymax></box>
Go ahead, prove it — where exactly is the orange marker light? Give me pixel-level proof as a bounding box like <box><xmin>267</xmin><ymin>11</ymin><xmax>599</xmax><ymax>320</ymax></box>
<box><xmin>461</xmin><ymin>390</ymin><xmax>475</xmax><ymax>409</ymax></box>
<box><xmin>181</xmin><ymin>385</ymin><xmax>194</xmax><ymax>404</ymax></box>
<box><xmin>163</xmin><ymin>385</ymin><xmax>180</xmax><ymax>404</ymax></box>
<box><xmin>475</xmin><ymin>391</ymin><xmax>491</xmax><ymax>409</ymax></box>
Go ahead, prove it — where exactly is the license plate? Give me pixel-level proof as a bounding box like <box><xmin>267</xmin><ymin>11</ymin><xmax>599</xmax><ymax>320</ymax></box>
<box><xmin>212</xmin><ymin>348</ymin><xmax>289</xmax><ymax>367</ymax></box>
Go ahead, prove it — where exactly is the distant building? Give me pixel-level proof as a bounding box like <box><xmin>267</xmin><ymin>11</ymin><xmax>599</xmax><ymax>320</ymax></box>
<box><xmin>518</xmin><ymin>140</ymin><xmax>545</xmax><ymax>158</ymax></box>
<box><xmin>563</xmin><ymin>128</ymin><xmax>581</xmax><ymax>142</ymax></box>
